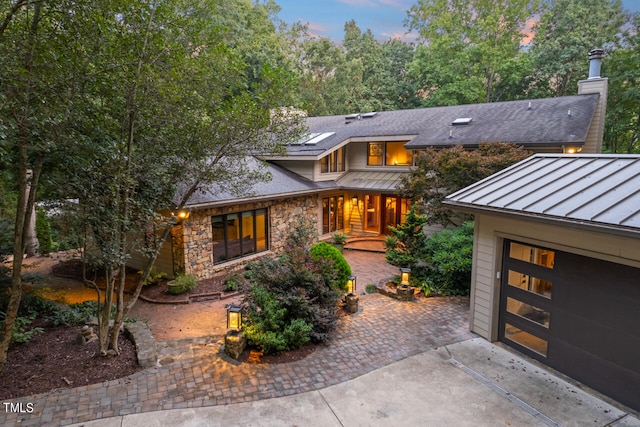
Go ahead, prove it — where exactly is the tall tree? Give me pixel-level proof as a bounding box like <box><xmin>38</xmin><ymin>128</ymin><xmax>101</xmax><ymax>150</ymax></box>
<box><xmin>0</xmin><ymin>0</ymin><xmax>88</xmax><ymax>373</ymax></box>
<box><xmin>603</xmin><ymin>13</ymin><xmax>640</xmax><ymax>153</ymax></box>
<box><xmin>530</xmin><ymin>0</ymin><xmax>625</xmax><ymax>97</ymax></box>
<box><xmin>407</xmin><ymin>0</ymin><xmax>540</xmax><ymax>105</ymax></box>
<box><xmin>54</xmin><ymin>0</ymin><xmax>304</xmax><ymax>355</ymax></box>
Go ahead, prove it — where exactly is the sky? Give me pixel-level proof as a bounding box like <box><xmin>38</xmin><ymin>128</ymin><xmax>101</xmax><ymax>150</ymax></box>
<box><xmin>274</xmin><ymin>0</ymin><xmax>640</xmax><ymax>42</ymax></box>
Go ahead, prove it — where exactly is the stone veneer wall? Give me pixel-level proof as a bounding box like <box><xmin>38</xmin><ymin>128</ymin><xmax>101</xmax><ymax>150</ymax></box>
<box><xmin>180</xmin><ymin>194</ymin><xmax>320</xmax><ymax>280</ymax></box>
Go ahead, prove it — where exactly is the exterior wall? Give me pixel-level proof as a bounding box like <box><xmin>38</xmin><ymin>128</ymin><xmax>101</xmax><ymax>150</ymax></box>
<box><xmin>271</xmin><ymin>160</ymin><xmax>315</xmax><ymax>180</ymax></box>
<box><xmin>471</xmin><ymin>212</ymin><xmax>640</xmax><ymax>342</ymax></box>
<box><xmin>126</xmin><ymin>232</ymin><xmax>176</xmax><ymax>279</ymax></box>
<box><xmin>180</xmin><ymin>194</ymin><xmax>320</xmax><ymax>280</ymax></box>
<box><xmin>578</xmin><ymin>78</ymin><xmax>608</xmax><ymax>154</ymax></box>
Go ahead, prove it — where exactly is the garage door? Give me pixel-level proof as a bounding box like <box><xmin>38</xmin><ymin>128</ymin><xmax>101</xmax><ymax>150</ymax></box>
<box><xmin>499</xmin><ymin>239</ymin><xmax>640</xmax><ymax>411</ymax></box>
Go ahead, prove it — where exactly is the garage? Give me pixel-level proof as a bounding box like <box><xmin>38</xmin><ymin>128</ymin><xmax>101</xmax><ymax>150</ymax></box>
<box><xmin>444</xmin><ymin>154</ymin><xmax>640</xmax><ymax>411</ymax></box>
<box><xmin>499</xmin><ymin>239</ymin><xmax>640</xmax><ymax>410</ymax></box>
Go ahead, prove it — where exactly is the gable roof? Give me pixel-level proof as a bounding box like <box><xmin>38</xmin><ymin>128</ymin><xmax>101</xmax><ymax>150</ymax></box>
<box><xmin>278</xmin><ymin>94</ymin><xmax>599</xmax><ymax>158</ymax></box>
<box><xmin>444</xmin><ymin>154</ymin><xmax>640</xmax><ymax>237</ymax></box>
<box><xmin>183</xmin><ymin>157</ymin><xmax>335</xmax><ymax>209</ymax></box>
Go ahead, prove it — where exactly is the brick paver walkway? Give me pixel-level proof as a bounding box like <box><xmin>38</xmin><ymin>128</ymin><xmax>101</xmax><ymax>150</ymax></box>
<box><xmin>1</xmin><ymin>253</ymin><xmax>474</xmax><ymax>427</ymax></box>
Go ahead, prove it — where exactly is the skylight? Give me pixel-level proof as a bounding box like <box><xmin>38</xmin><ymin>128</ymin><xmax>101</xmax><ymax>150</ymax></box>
<box><xmin>292</xmin><ymin>132</ymin><xmax>336</xmax><ymax>145</ymax></box>
<box><xmin>452</xmin><ymin>117</ymin><xmax>473</xmax><ymax>125</ymax></box>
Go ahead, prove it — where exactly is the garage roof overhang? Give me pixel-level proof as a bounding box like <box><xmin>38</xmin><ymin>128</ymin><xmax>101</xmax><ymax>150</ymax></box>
<box><xmin>444</xmin><ymin>154</ymin><xmax>640</xmax><ymax>239</ymax></box>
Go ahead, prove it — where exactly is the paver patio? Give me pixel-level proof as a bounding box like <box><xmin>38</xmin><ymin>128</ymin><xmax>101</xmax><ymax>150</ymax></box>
<box><xmin>1</xmin><ymin>252</ymin><xmax>474</xmax><ymax>427</ymax></box>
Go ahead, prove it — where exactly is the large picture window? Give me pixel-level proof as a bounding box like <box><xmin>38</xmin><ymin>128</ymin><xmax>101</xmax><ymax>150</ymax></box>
<box><xmin>367</xmin><ymin>141</ymin><xmax>412</xmax><ymax>166</ymax></box>
<box><xmin>322</xmin><ymin>196</ymin><xmax>344</xmax><ymax>234</ymax></box>
<box><xmin>320</xmin><ymin>147</ymin><xmax>345</xmax><ymax>173</ymax></box>
<box><xmin>212</xmin><ymin>209</ymin><xmax>268</xmax><ymax>264</ymax></box>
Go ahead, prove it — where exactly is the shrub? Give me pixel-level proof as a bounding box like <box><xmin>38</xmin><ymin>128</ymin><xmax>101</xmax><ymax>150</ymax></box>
<box><xmin>331</xmin><ymin>232</ymin><xmax>348</xmax><ymax>246</ymax></box>
<box><xmin>422</xmin><ymin>221</ymin><xmax>474</xmax><ymax>296</ymax></box>
<box><xmin>242</xmin><ymin>224</ymin><xmax>343</xmax><ymax>354</ymax></box>
<box><xmin>36</xmin><ymin>206</ymin><xmax>53</xmax><ymax>255</ymax></box>
<box><xmin>47</xmin><ymin>300</ymin><xmax>112</xmax><ymax>326</ymax></box>
<box><xmin>140</xmin><ymin>268</ymin><xmax>167</xmax><ymax>286</ymax></box>
<box><xmin>0</xmin><ymin>313</ymin><xmax>43</xmax><ymax>344</ymax></box>
<box><xmin>224</xmin><ymin>273</ymin><xmax>244</xmax><ymax>292</ymax></box>
<box><xmin>310</xmin><ymin>241</ymin><xmax>352</xmax><ymax>291</ymax></box>
<box><xmin>167</xmin><ymin>273</ymin><xmax>197</xmax><ymax>295</ymax></box>
<box><xmin>385</xmin><ymin>206</ymin><xmax>428</xmax><ymax>268</ymax></box>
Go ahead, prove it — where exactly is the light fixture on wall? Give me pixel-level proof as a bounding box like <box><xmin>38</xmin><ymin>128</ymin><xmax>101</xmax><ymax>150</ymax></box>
<box><xmin>563</xmin><ymin>146</ymin><xmax>582</xmax><ymax>154</ymax></box>
<box><xmin>352</xmin><ymin>195</ymin><xmax>358</xmax><ymax>206</ymax></box>
<box><xmin>177</xmin><ymin>210</ymin><xmax>190</xmax><ymax>220</ymax></box>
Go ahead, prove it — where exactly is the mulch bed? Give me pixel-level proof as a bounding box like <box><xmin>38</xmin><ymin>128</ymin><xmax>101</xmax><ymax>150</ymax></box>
<box><xmin>0</xmin><ymin>321</ymin><xmax>139</xmax><ymax>400</ymax></box>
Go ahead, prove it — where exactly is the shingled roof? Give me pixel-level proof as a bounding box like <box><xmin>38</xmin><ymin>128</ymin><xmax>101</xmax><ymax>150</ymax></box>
<box><xmin>280</xmin><ymin>94</ymin><xmax>599</xmax><ymax>157</ymax></box>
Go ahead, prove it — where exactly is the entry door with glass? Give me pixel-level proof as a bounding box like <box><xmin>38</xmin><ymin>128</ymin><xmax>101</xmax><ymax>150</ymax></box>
<box><xmin>499</xmin><ymin>240</ymin><xmax>556</xmax><ymax>360</ymax></box>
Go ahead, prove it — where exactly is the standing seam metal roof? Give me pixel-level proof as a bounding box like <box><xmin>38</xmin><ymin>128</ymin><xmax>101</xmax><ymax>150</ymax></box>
<box><xmin>444</xmin><ymin>154</ymin><xmax>640</xmax><ymax>233</ymax></box>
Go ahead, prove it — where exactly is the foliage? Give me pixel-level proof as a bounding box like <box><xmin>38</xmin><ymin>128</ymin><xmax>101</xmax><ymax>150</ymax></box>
<box><xmin>35</xmin><ymin>207</ymin><xmax>53</xmax><ymax>255</ymax></box>
<box><xmin>242</xmin><ymin>285</ymin><xmax>313</xmax><ymax>354</ymax></box>
<box><xmin>385</xmin><ymin>206</ymin><xmax>429</xmax><ymax>269</ymax></box>
<box><xmin>331</xmin><ymin>232</ymin><xmax>348</xmax><ymax>246</ymax></box>
<box><xmin>47</xmin><ymin>301</ymin><xmax>112</xmax><ymax>327</ymax></box>
<box><xmin>0</xmin><ymin>313</ymin><xmax>43</xmax><ymax>344</ymax></box>
<box><xmin>604</xmin><ymin>13</ymin><xmax>640</xmax><ymax>154</ymax></box>
<box><xmin>530</xmin><ymin>0</ymin><xmax>625</xmax><ymax>97</ymax></box>
<box><xmin>399</xmin><ymin>143</ymin><xmax>531</xmax><ymax>227</ymax></box>
<box><xmin>310</xmin><ymin>242</ymin><xmax>352</xmax><ymax>290</ymax></box>
<box><xmin>223</xmin><ymin>273</ymin><xmax>244</xmax><ymax>292</ymax></box>
<box><xmin>242</xmin><ymin>224</ymin><xmax>343</xmax><ymax>354</ymax></box>
<box><xmin>421</xmin><ymin>222</ymin><xmax>474</xmax><ymax>296</ymax></box>
<box><xmin>407</xmin><ymin>0</ymin><xmax>540</xmax><ymax>105</ymax></box>
<box><xmin>167</xmin><ymin>273</ymin><xmax>197</xmax><ymax>295</ymax></box>
<box><xmin>140</xmin><ymin>268</ymin><xmax>167</xmax><ymax>286</ymax></box>
<box><xmin>365</xmin><ymin>284</ymin><xmax>377</xmax><ymax>294</ymax></box>
<box><xmin>19</xmin><ymin>294</ymin><xmax>60</xmax><ymax>318</ymax></box>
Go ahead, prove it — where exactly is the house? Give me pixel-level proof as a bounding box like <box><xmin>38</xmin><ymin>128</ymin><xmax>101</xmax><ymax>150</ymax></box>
<box><xmin>443</xmin><ymin>153</ymin><xmax>640</xmax><ymax>411</ymax></box>
<box><xmin>130</xmin><ymin>50</ymin><xmax>609</xmax><ymax>281</ymax></box>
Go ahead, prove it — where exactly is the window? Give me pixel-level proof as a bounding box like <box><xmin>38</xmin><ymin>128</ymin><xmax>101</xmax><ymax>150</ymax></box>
<box><xmin>322</xmin><ymin>196</ymin><xmax>344</xmax><ymax>234</ymax></box>
<box><xmin>367</xmin><ymin>142</ymin><xmax>412</xmax><ymax>166</ymax></box>
<box><xmin>212</xmin><ymin>209</ymin><xmax>268</xmax><ymax>264</ymax></box>
<box><xmin>320</xmin><ymin>147</ymin><xmax>345</xmax><ymax>173</ymax></box>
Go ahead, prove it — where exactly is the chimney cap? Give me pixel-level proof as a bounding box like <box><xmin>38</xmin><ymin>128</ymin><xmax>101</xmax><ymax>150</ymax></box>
<box><xmin>589</xmin><ymin>48</ymin><xmax>605</xmax><ymax>59</ymax></box>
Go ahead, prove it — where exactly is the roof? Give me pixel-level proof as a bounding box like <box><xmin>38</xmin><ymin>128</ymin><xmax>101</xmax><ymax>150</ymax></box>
<box><xmin>277</xmin><ymin>94</ymin><xmax>599</xmax><ymax>157</ymax></box>
<box><xmin>184</xmin><ymin>158</ymin><xmax>336</xmax><ymax>209</ymax></box>
<box><xmin>444</xmin><ymin>154</ymin><xmax>640</xmax><ymax>236</ymax></box>
<box><xmin>336</xmin><ymin>171</ymin><xmax>406</xmax><ymax>191</ymax></box>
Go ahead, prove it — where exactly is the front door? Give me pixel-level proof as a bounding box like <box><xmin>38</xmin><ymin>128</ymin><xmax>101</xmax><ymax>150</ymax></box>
<box><xmin>381</xmin><ymin>195</ymin><xmax>410</xmax><ymax>234</ymax></box>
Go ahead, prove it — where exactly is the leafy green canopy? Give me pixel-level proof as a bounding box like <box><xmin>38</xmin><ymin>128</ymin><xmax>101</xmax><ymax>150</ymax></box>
<box><xmin>400</xmin><ymin>143</ymin><xmax>531</xmax><ymax>227</ymax></box>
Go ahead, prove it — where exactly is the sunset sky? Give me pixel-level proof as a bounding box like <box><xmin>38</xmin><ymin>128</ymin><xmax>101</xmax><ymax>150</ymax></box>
<box><xmin>275</xmin><ymin>0</ymin><xmax>640</xmax><ymax>42</ymax></box>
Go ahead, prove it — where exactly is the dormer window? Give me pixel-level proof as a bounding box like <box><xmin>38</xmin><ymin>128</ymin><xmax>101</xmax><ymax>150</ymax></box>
<box><xmin>367</xmin><ymin>142</ymin><xmax>412</xmax><ymax>166</ymax></box>
<box><xmin>321</xmin><ymin>146</ymin><xmax>345</xmax><ymax>173</ymax></box>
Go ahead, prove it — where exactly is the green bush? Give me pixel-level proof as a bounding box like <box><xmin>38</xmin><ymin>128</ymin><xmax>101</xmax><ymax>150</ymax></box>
<box><xmin>385</xmin><ymin>206</ymin><xmax>428</xmax><ymax>268</ymax></box>
<box><xmin>167</xmin><ymin>273</ymin><xmax>197</xmax><ymax>295</ymax></box>
<box><xmin>331</xmin><ymin>232</ymin><xmax>348</xmax><ymax>246</ymax></box>
<box><xmin>422</xmin><ymin>221</ymin><xmax>474</xmax><ymax>296</ymax></box>
<box><xmin>47</xmin><ymin>300</ymin><xmax>110</xmax><ymax>326</ymax></box>
<box><xmin>0</xmin><ymin>313</ymin><xmax>43</xmax><ymax>344</ymax></box>
<box><xmin>310</xmin><ymin>241</ymin><xmax>352</xmax><ymax>291</ymax></box>
<box><xmin>35</xmin><ymin>206</ymin><xmax>53</xmax><ymax>255</ymax></box>
<box><xmin>223</xmin><ymin>273</ymin><xmax>243</xmax><ymax>292</ymax></box>
<box><xmin>242</xmin><ymin>223</ymin><xmax>343</xmax><ymax>354</ymax></box>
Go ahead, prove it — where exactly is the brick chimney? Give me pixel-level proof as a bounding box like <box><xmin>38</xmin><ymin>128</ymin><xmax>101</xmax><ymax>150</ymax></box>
<box><xmin>577</xmin><ymin>48</ymin><xmax>608</xmax><ymax>154</ymax></box>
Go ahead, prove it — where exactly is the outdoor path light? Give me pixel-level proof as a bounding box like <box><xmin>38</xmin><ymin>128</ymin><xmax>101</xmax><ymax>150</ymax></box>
<box><xmin>347</xmin><ymin>275</ymin><xmax>357</xmax><ymax>295</ymax></box>
<box><xmin>226</xmin><ymin>305</ymin><xmax>242</xmax><ymax>331</ymax></box>
<box><xmin>400</xmin><ymin>268</ymin><xmax>411</xmax><ymax>286</ymax></box>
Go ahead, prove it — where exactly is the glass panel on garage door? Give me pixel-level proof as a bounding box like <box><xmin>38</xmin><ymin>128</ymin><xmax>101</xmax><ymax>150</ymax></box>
<box><xmin>499</xmin><ymin>240</ymin><xmax>556</xmax><ymax>358</ymax></box>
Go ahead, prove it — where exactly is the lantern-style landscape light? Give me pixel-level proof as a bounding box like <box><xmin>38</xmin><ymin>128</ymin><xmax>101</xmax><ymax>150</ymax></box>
<box><xmin>226</xmin><ymin>305</ymin><xmax>242</xmax><ymax>331</ymax></box>
<box><xmin>347</xmin><ymin>275</ymin><xmax>357</xmax><ymax>295</ymax></box>
<box><xmin>400</xmin><ymin>268</ymin><xmax>411</xmax><ymax>286</ymax></box>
